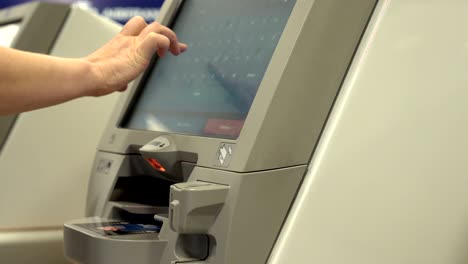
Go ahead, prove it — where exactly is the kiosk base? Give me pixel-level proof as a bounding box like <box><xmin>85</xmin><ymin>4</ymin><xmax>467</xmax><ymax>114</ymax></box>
<box><xmin>64</xmin><ymin>217</ymin><xmax>167</xmax><ymax>264</ymax></box>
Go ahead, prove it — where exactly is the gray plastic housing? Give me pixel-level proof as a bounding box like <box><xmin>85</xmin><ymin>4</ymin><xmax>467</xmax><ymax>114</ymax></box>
<box><xmin>64</xmin><ymin>0</ymin><xmax>378</xmax><ymax>263</ymax></box>
<box><xmin>97</xmin><ymin>0</ymin><xmax>377</xmax><ymax>173</ymax></box>
<box><xmin>64</xmin><ymin>217</ymin><xmax>167</xmax><ymax>264</ymax></box>
<box><xmin>0</xmin><ymin>2</ymin><xmax>70</xmax><ymax>152</ymax></box>
<box><xmin>169</xmin><ymin>182</ymin><xmax>229</xmax><ymax>234</ymax></box>
<box><xmin>65</xmin><ymin>154</ymin><xmax>306</xmax><ymax>264</ymax></box>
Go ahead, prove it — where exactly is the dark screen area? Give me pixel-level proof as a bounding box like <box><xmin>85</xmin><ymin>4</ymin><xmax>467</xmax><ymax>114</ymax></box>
<box><xmin>124</xmin><ymin>0</ymin><xmax>296</xmax><ymax>139</ymax></box>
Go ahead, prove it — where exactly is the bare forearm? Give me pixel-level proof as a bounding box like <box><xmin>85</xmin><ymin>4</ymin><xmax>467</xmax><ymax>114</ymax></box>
<box><xmin>0</xmin><ymin>47</ymin><xmax>99</xmax><ymax>115</ymax></box>
<box><xmin>0</xmin><ymin>18</ymin><xmax>187</xmax><ymax>115</ymax></box>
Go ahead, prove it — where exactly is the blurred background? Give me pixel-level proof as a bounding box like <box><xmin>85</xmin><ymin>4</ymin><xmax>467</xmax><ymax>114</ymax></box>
<box><xmin>0</xmin><ymin>1</ymin><xmax>166</xmax><ymax>263</ymax></box>
<box><xmin>0</xmin><ymin>0</ymin><xmax>165</xmax><ymax>24</ymax></box>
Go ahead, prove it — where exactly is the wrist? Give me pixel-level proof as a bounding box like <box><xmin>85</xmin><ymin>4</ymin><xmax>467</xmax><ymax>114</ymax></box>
<box><xmin>79</xmin><ymin>58</ymin><xmax>108</xmax><ymax>97</ymax></box>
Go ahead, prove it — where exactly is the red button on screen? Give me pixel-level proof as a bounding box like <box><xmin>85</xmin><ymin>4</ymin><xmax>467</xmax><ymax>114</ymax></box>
<box><xmin>204</xmin><ymin>119</ymin><xmax>245</xmax><ymax>137</ymax></box>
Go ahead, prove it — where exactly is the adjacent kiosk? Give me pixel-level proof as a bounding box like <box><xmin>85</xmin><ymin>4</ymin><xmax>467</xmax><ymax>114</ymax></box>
<box><xmin>0</xmin><ymin>2</ymin><xmax>121</xmax><ymax>263</ymax></box>
<box><xmin>64</xmin><ymin>0</ymin><xmax>377</xmax><ymax>263</ymax></box>
<box><xmin>0</xmin><ymin>2</ymin><xmax>71</xmax><ymax>149</ymax></box>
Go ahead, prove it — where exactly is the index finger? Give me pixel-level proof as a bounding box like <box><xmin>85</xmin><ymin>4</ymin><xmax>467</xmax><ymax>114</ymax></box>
<box><xmin>138</xmin><ymin>22</ymin><xmax>182</xmax><ymax>55</ymax></box>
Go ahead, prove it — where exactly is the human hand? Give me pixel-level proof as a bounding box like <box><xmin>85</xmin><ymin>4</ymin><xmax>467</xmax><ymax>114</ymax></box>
<box><xmin>84</xmin><ymin>16</ymin><xmax>188</xmax><ymax>96</ymax></box>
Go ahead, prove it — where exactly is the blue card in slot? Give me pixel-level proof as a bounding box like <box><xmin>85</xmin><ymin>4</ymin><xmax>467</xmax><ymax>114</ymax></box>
<box><xmin>77</xmin><ymin>221</ymin><xmax>162</xmax><ymax>236</ymax></box>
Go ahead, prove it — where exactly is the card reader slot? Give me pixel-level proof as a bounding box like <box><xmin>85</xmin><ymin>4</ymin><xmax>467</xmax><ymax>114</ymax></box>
<box><xmin>110</xmin><ymin>176</ymin><xmax>172</xmax><ymax>207</ymax></box>
<box><xmin>109</xmin><ymin>201</ymin><xmax>167</xmax><ymax>215</ymax></box>
<box><xmin>109</xmin><ymin>205</ymin><xmax>167</xmax><ymax>226</ymax></box>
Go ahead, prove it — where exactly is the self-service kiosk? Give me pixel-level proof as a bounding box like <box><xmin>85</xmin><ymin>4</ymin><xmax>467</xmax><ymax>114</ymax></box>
<box><xmin>64</xmin><ymin>0</ymin><xmax>468</xmax><ymax>263</ymax></box>
<box><xmin>64</xmin><ymin>0</ymin><xmax>377</xmax><ymax>263</ymax></box>
<box><xmin>0</xmin><ymin>2</ymin><xmax>121</xmax><ymax>263</ymax></box>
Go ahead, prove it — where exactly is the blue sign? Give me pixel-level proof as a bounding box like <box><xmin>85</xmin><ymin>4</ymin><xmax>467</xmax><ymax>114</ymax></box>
<box><xmin>0</xmin><ymin>0</ymin><xmax>165</xmax><ymax>24</ymax></box>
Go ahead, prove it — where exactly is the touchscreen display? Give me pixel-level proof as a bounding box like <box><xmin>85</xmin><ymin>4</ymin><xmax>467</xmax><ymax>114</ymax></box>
<box><xmin>0</xmin><ymin>22</ymin><xmax>20</xmax><ymax>47</ymax></box>
<box><xmin>124</xmin><ymin>0</ymin><xmax>296</xmax><ymax>139</ymax></box>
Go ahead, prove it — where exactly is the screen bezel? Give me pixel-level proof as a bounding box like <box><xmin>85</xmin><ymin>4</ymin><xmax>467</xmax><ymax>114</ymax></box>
<box><xmin>119</xmin><ymin>0</ymin><xmax>294</xmax><ymax>140</ymax></box>
<box><xmin>99</xmin><ymin>0</ymin><xmax>301</xmax><ymax>168</ymax></box>
<box><xmin>97</xmin><ymin>0</ymin><xmax>368</xmax><ymax>173</ymax></box>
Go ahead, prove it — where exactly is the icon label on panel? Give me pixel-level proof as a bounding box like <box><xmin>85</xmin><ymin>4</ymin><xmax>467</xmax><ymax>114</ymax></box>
<box><xmin>214</xmin><ymin>143</ymin><xmax>235</xmax><ymax>167</ymax></box>
<box><xmin>96</xmin><ymin>158</ymin><xmax>113</xmax><ymax>174</ymax></box>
